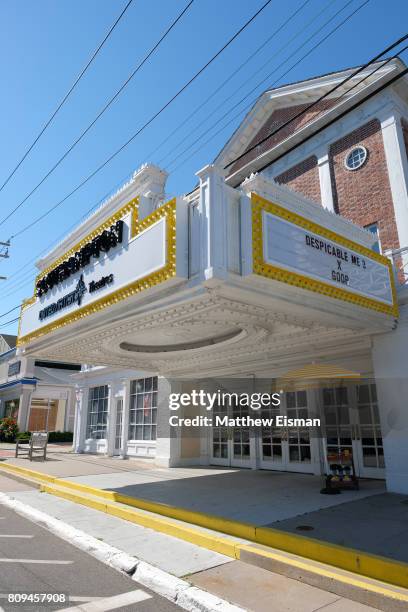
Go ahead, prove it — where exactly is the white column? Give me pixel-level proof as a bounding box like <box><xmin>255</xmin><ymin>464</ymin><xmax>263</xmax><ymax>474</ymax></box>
<box><xmin>380</xmin><ymin>112</ymin><xmax>408</xmax><ymax>266</ymax></box>
<box><xmin>120</xmin><ymin>378</ymin><xmax>130</xmax><ymax>459</ymax></box>
<box><xmin>372</xmin><ymin>293</ymin><xmax>408</xmax><ymax>493</ymax></box>
<box><xmin>17</xmin><ymin>385</ymin><xmax>34</xmax><ymax>431</ymax></box>
<box><xmin>196</xmin><ymin>164</ymin><xmax>229</xmax><ymax>284</ymax></box>
<box><xmin>155</xmin><ymin>377</ymin><xmax>181</xmax><ymax>467</ymax></box>
<box><xmin>73</xmin><ymin>386</ymin><xmax>88</xmax><ymax>453</ymax></box>
<box><xmin>317</xmin><ymin>149</ymin><xmax>335</xmax><ymax>213</ymax></box>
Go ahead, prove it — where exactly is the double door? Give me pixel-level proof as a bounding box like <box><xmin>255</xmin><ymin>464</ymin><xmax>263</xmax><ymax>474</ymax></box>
<box><xmin>211</xmin><ymin>400</ymin><xmax>252</xmax><ymax>468</ymax></box>
<box><xmin>210</xmin><ymin>384</ymin><xmax>385</xmax><ymax>479</ymax></box>
<box><xmin>322</xmin><ymin>383</ymin><xmax>384</xmax><ymax>479</ymax></box>
<box><xmin>259</xmin><ymin>390</ymin><xmax>320</xmax><ymax>473</ymax></box>
<box><xmin>211</xmin><ymin>390</ymin><xmax>320</xmax><ymax>473</ymax></box>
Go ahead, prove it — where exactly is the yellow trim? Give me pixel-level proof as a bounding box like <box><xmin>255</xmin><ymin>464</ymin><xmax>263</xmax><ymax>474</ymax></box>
<box><xmin>1</xmin><ymin>462</ymin><xmax>408</xmax><ymax>591</ymax></box>
<box><xmin>251</xmin><ymin>193</ymin><xmax>399</xmax><ymax>317</ymax></box>
<box><xmin>36</xmin><ymin>197</ymin><xmax>139</xmax><ymax>282</ymax></box>
<box><xmin>17</xmin><ymin>197</ymin><xmax>177</xmax><ymax>346</ymax></box>
<box><xmin>239</xmin><ymin>544</ymin><xmax>408</xmax><ymax>603</ymax></box>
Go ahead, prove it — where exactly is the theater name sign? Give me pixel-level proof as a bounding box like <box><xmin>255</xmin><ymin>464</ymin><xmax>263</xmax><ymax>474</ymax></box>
<box><xmin>18</xmin><ymin>197</ymin><xmax>188</xmax><ymax>345</ymax></box>
<box><xmin>18</xmin><ymin>192</ymin><xmax>397</xmax><ymax>346</ymax></box>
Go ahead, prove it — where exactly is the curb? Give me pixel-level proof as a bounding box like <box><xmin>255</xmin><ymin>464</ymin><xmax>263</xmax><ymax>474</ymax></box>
<box><xmin>0</xmin><ymin>492</ymin><xmax>245</xmax><ymax>612</ymax></box>
<box><xmin>2</xmin><ymin>461</ymin><xmax>408</xmax><ymax>591</ymax></box>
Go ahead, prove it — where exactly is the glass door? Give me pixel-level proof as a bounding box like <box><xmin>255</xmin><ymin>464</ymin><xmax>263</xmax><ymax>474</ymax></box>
<box><xmin>211</xmin><ymin>400</ymin><xmax>251</xmax><ymax>468</ymax></box>
<box><xmin>321</xmin><ymin>384</ymin><xmax>385</xmax><ymax>479</ymax></box>
<box><xmin>259</xmin><ymin>390</ymin><xmax>319</xmax><ymax>473</ymax></box>
<box><xmin>354</xmin><ymin>383</ymin><xmax>385</xmax><ymax>478</ymax></box>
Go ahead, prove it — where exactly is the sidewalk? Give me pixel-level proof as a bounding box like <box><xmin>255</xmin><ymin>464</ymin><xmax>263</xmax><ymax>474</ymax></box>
<box><xmin>1</xmin><ymin>451</ymin><xmax>386</xmax><ymax>524</ymax></box>
<box><xmin>0</xmin><ymin>473</ymin><xmax>379</xmax><ymax>612</ymax></box>
<box><xmin>2</xmin><ymin>453</ymin><xmax>408</xmax><ymax>578</ymax></box>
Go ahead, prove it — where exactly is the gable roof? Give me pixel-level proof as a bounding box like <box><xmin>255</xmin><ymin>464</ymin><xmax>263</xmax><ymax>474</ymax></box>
<box><xmin>0</xmin><ymin>334</ymin><xmax>17</xmax><ymax>349</ymax></box>
<box><xmin>214</xmin><ymin>58</ymin><xmax>408</xmax><ymax>186</ymax></box>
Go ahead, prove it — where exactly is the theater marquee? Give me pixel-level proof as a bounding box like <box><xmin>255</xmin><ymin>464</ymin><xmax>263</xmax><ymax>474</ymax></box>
<box><xmin>18</xmin><ymin>197</ymin><xmax>187</xmax><ymax>345</ymax></box>
<box><xmin>251</xmin><ymin>194</ymin><xmax>398</xmax><ymax>317</ymax></box>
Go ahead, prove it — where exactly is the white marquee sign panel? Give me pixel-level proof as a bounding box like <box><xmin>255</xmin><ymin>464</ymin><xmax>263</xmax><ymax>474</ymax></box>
<box><xmin>263</xmin><ymin>212</ymin><xmax>394</xmax><ymax>306</ymax></box>
<box><xmin>19</xmin><ymin>198</ymin><xmax>186</xmax><ymax>344</ymax></box>
<box><xmin>251</xmin><ymin>194</ymin><xmax>397</xmax><ymax>317</ymax></box>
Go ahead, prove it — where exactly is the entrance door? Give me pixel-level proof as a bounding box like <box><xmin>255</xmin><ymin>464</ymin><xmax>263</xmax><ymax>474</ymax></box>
<box><xmin>354</xmin><ymin>383</ymin><xmax>385</xmax><ymax>478</ymax></box>
<box><xmin>28</xmin><ymin>399</ymin><xmax>58</xmax><ymax>431</ymax></box>
<box><xmin>321</xmin><ymin>384</ymin><xmax>385</xmax><ymax>479</ymax></box>
<box><xmin>259</xmin><ymin>390</ymin><xmax>319</xmax><ymax>473</ymax></box>
<box><xmin>211</xmin><ymin>400</ymin><xmax>251</xmax><ymax>468</ymax></box>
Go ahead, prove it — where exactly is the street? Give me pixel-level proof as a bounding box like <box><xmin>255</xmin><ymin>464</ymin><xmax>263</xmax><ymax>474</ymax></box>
<box><xmin>0</xmin><ymin>503</ymin><xmax>180</xmax><ymax>612</ymax></box>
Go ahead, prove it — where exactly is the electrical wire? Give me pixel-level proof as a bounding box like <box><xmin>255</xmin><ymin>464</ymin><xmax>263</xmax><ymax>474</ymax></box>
<box><xmin>2</xmin><ymin>16</ymin><xmax>405</xmax><ymax>316</ymax></box>
<box><xmin>144</xmin><ymin>0</ymin><xmax>314</xmax><ymax>163</ymax></box>
<box><xmin>8</xmin><ymin>0</ymin><xmax>273</xmax><ymax>239</ymax></box>
<box><xmin>159</xmin><ymin>0</ymin><xmax>337</xmax><ymax>168</ymax></box>
<box><xmin>0</xmin><ymin>0</ymin><xmax>134</xmax><ymax>196</ymax></box>
<box><xmin>166</xmin><ymin>0</ymin><xmax>370</xmax><ymax>173</ymax></box>
<box><xmin>0</xmin><ymin>0</ymin><xmax>194</xmax><ymax>229</ymax></box>
<box><xmin>224</xmin><ymin>34</ymin><xmax>408</xmax><ymax>169</ymax></box>
<box><xmin>0</xmin><ymin>316</ymin><xmax>19</xmax><ymax>328</ymax></box>
<box><xmin>3</xmin><ymin>50</ymin><xmax>405</xmax><ymax>313</ymax></box>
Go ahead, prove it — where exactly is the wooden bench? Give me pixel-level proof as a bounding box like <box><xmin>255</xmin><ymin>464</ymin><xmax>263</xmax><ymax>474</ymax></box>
<box><xmin>15</xmin><ymin>432</ymin><xmax>49</xmax><ymax>461</ymax></box>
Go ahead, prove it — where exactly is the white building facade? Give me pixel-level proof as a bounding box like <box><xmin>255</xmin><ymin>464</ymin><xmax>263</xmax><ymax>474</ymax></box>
<box><xmin>16</xmin><ymin>60</ymin><xmax>408</xmax><ymax>494</ymax></box>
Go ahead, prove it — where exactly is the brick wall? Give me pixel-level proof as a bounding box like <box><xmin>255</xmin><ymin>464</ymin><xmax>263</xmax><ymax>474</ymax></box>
<box><xmin>275</xmin><ymin>155</ymin><xmax>321</xmax><ymax>203</ymax></box>
<box><xmin>329</xmin><ymin>119</ymin><xmax>400</xmax><ymax>259</ymax></box>
<box><xmin>230</xmin><ymin>99</ymin><xmax>337</xmax><ymax>175</ymax></box>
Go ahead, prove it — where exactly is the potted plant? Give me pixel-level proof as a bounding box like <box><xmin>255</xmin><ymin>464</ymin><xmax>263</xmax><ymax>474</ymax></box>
<box><xmin>0</xmin><ymin>417</ymin><xmax>19</xmax><ymax>443</ymax></box>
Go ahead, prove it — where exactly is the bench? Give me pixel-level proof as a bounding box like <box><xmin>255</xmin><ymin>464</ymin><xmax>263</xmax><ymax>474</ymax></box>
<box><xmin>15</xmin><ymin>432</ymin><xmax>49</xmax><ymax>461</ymax></box>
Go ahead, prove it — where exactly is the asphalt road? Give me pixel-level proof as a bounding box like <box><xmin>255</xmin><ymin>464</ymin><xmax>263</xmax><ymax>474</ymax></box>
<box><xmin>0</xmin><ymin>503</ymin><xmax>181</xmax><ymax>612</ymax></box>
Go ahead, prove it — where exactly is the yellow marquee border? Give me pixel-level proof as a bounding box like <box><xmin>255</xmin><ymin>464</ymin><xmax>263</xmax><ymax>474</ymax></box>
<box><xmin>17</xmin><ymin>197</ymin><xmax>177</xmax><ymax>346</ymax></box>
<box><xmin>251</xmin><ymin>193</ymin><xmax>398</xmax><ymax>318</ymax></box>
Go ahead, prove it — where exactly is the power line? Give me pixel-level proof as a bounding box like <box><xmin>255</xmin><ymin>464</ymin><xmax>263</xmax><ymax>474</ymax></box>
<box><xmin>9</xmin><ymin>0</ymin><xmax>273</xmax><ymax>239</ymax></box>
<box><xmin>224</xmin><ymin>33</ymin><xmax>408</xmax><ymax>169</ymax></box>
<box><xmin>158</xmin><ymin>0</ymin><xmax>336</xmax><ymax>168</ymax></box>
<box><xmin>2</xmin><ymin>6</ymin><xmax>399</xmax><ymax>310</ymax></box>
<box><xmin>0</xmin><ymin>0</ymin><xmax>366</xmax><ymax>296</ymax></box>
<box><xmin>166</xmin><ymin>0</ymin><xmax>369</xmax><ymax>173</ymax></box>
<box><xmin>0</xmin><ymin>304</ymin><xmax>22</xmax><ymax>319</ymax></box>
<box><xmin>2</xmin><ymin>59</ymin><xmax>408</xmax><ymax>320</ymax></box>
<box><xmin>1</xmin><ymin>170</ymin><xmax>136</xmax><ymax>292</ymax></box>
<box><xmin>0</xmin><ymin>0</ymin><xmax>134</xmax><ymax>197</ymax></box>
<box><xmin>0</xmin><ymin>316</ymin><xmax>19</xmax><ymax>328</ymax></box>
<box><xmin>0</xmin><ymin>0</ymin><xmax>194</xmax><ymax>229</ymax></box>
<box><xmin>145</xmin><ymin>0</ymin><xmax>314</xmax><ymax>163</ymax></box>
<box><xmin>254</xmin><ymin>67</ymin><xmax>408</xmax><ymax>176</ymax></box>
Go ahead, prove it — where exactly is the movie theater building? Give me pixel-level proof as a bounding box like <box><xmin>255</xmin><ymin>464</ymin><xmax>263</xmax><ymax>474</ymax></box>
<box><xmin>17</xmin><ymin>59</ymin><xmax>408</xmax><ymax>494</ymax></box>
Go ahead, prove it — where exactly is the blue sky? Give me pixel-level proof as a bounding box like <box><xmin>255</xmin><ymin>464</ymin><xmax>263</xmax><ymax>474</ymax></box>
<box><xmin>0</xmin><ymin>0</ymin><xmax>407</xmax><ymax>335</ymax></box>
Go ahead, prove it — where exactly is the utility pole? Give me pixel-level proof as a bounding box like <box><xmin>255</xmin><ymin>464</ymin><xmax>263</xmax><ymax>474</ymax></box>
<box><xmin>0</xmin><ymin>239</ymin><xmax>10</xmax><ymax>279</ymax></box>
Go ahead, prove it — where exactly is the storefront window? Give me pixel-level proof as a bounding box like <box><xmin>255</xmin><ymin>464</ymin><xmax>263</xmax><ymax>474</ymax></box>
<box><xmin>128</xmin><ymin>377</ymin><xmax>157</xmax><ymax>441</ymax></box>
<box><xmin>86</xmin><ymin>385</ymin><xmax>109</xmax><ymax>439</ymax></box>
<box><xmin>4</xmin><ymin>399</ymin><xmax>19</xmax><ymax>419</ymax></box>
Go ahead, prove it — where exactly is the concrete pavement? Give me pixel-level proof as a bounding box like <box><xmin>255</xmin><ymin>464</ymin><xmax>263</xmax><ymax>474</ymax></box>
<box><xmin>1</xmin><ymin>452</ymin><xmax>385</xmax><ymax>524</ymax></box>
<box><xmin>0</xmin><ymin>473</ymin><xmax>386</xmax><ymax>612</ymax></box>
<box><xmin>0</xmin><ymin>500</ymin><xmax>180</xmax><ymax>612</ymax></box>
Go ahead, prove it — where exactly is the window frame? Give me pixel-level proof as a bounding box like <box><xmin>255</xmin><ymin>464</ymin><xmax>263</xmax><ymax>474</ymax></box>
<box><xmin>86</xmin><ymin>385</ymin><xmax>110</xmax><ymax>440</ymax></box>
<box><xmin>344</xmin><ymin>145</ymin><xmax>368</xmax><ymax>171</ymax></box>
<box><xmin>128</xmin><ymin>377</ymin><xmax>158</xmax><ymax>441</ymax></box>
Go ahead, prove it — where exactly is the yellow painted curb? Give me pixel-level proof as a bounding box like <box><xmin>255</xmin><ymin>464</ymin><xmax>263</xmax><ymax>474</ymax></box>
<box><xmin>0</xmin><ymin>461</ymin><xmax>56</xmax><ymax>484</ymax></box>
<box><xmin>239</xmin><ymin>544</ymin><xmax>408</xmax><ymax>604</ymax></box>
<box><xmin>3</xmin><ymin>461</ymin><xmax>408</xmax><ymax>590</ymax></box>
<box><xmin>254</xmin><ymin>526</ymin><xmax>408</xmax><ymax>589</ymax></box>
<box><xmin>40</xmin><ymin>483</ymin><xmax>240</xmax><ymax>559</ymax></box>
